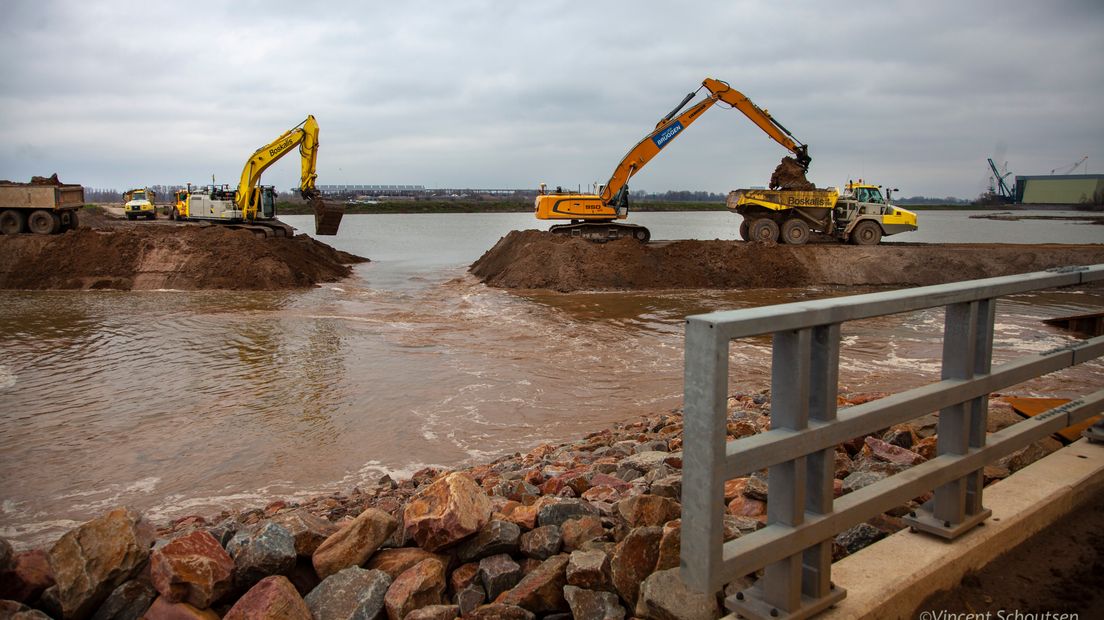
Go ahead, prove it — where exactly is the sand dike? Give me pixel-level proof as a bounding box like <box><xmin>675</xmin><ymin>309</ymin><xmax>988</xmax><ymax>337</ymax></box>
<box><xmin>0</xmin><ymin>223</ymin><xmax>364</xmax><ymax>291</ymax></box>
<box><xmin>471</xmin><ymin>230</ymin><xmax>1104</xmax><ymax>292</ymax></box>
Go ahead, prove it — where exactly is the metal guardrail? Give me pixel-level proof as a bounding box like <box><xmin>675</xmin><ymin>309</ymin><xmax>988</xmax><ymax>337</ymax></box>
<box><xmin>679</xmin><ymin>265</ymin><xmax>1104</xmax><ymax>620</ymax></box>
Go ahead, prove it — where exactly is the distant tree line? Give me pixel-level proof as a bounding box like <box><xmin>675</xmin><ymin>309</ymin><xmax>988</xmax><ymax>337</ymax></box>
<box><xmin>630</xmin><ymin>190</ymin><xmax>726</xmax><ymax>202</ymax></box>
<box><xmin>896</xmin><ymin>195</ymin><xmax>970</xmax><ymax>205</ymax></box>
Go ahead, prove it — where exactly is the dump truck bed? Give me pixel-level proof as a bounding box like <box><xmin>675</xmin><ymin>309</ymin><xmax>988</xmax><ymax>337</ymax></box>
<box><xmin>0</xmin><ymin>183</ymin><xmax>85</xmax><ymax>210</ymax></box>
<box><xmin>726</xmin><ymin>187</ymin><xmax>839</xmax><ymax>212</ymax></box>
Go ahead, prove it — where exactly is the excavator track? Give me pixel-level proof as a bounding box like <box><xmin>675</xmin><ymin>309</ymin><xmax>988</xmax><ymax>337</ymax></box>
<box><xmin>549</xmin><ymin>221</ymin><xmax>651</xmax><ymax>243</ymax></box>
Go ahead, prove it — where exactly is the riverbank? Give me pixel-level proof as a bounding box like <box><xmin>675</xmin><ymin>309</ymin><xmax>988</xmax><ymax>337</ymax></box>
<box><xmin>0</xmin><ymin>213</ymin><xmax>364</xmax><ymax>290</ymax></box>
<box><xmin>470</xmin><ymin>230</ymin><xmax>1104</xmax><ymax>292</ymax></box>
<box><xmin>0</xmin><ymin>392</ymin><xmax>1064</xmax><ymax>619</ymax></box>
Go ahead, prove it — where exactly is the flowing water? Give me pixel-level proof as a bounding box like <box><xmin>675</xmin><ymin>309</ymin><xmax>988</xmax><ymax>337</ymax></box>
<box><xmin>1</xmin><ymin>210</ymin><xmax>1102</xmax><ymax>549</ymax></box>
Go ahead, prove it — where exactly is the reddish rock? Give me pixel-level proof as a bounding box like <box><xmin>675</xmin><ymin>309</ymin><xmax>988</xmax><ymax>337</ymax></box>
<box><xmin>150</xmin><ymin>530</ymin><xmax>234</xmax><ymax>608</ymax></box>
<box><xmin>468</xmin><ymin>603</ymin><xmax>535</xmax><ymax>619</ymax></box>
<box><xmin>404</xmin><ymin>604</ymin><xmax>460</xmax><ymax>620</ymax></box>
<box><xmin>655</xmin><ymin>520</ymin><xmax>681</xmax><ymax>571</ymax></box>
<box><xmin>609</xmin><ymin>526</ymin><xmax>662</xmax><ymax>608</ymax></box>
<box><xmin>723</xmin><ymin>478</ymin><xmax>747</xmax><ymax>502</ymax></box>
<box><xmin>223</xmin><ymin>575</ymin><xmax>311</xmax><ymax>620</ymax></box>
<box><xmin>834</xmin><ymin>449</ymin><xmax>854</xmax><ymax>478</ymax></box>
<box><xmin>144</xmin><ymin>595</ymin><xmax>221</xmax><ymax>619</ymax></box>
<box><xmin>269</xmin><ymin>509</ymin><xmax>338</xmax><ymax>557</ymax></box>
<box><xmin>566</xmin><ymin>550</ymin><xmax>612</xmax><ymax>591</ymax></box>
<box><xmin>864</xmin><ymin>436</ymin><xmax>926</xmax><ymax>466</ymax></box>
<box><xmin>312</xmin><ymin>507</ymin><xmax>398</xmax><ymax>579</ymax></box>
<box><xmin>726</xmin><ymin>494</ymin><xmax>766</xmax><ymax>519</ymax></box>
<box><xmin>48</xmin><ymin>506</ymin><xmax>155</xmax><ymax>620</ymax></box>
<box><xmin>384</xmin><ymin>558</ymin><xmax>447</xmax><ymax>620</ymax></box>
<box><xmin>0</xmin><ymin>549</ymin><xmax>53</xmax><ymax>603</ymax></box>
<box><xmin>581</xmin><ymin>486</ymin><xmax>622</xmax><ymax>504</ymax></box>
<box><xmin>589</xmin><ymin>474</ymin><xmax>632</xmax><ymax>493</ymax></box>
<box><xmin>365</xmin><ymin>547</ymin><xmax>446</xmax><ymax>581</ymax></box>
<box><xmin>914</xmin><ymin>436</ymin><xmax>939</xmax><ymax>461</ymax></box>
<box><xmin>504</xmin><ymin>496</ymin><xmax>557</xmax><ymax>531</ymax></box>
<box><xmin>727</xmin><ymin>419</ymin><xmax>759</xmax><ymax>439</ymax></box>
<box><xmin>404</xmin><ymin>472</ymin><xmax>492</xmax><ymax>552</ymax></box>
<box><xmin>495</xmin><ymin>554</ymin><xmax>569</xmax><ymax>614</ymax></box>
<box><xmin>616</xmin><ymin>495</ymin><xmax>681</xmax><ymax>528</ymax></box>
<box><xmin>561</xmin><ymin>516</ymin><xmax>605</xmax><ymax>551</ymax></box>
<box><xmin>449</xmin><ymin>561</ymin><xmax>481</xmax><ymax>593</ymax></box>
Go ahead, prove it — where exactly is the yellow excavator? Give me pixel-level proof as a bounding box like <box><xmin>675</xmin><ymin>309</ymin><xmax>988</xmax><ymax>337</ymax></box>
<box><xmin>171</xmin><ymin>115</ymin><xmax>343</xmax><ymax>236</ymax></box>
<box><xmin>534</xmin><ymin>77</ymin><xmax>811</xmax><ymax>242</ymax></box>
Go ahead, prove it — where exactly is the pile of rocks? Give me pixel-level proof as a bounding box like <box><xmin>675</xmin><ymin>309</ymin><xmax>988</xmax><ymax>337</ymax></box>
<box><xmin>0</xmin><ymin>393</ymin><xmax>1060</xmax><ymax>619</ymax></box>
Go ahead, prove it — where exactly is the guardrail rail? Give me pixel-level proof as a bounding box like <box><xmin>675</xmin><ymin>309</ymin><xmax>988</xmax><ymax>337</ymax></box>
<box><xmin>679</xmin><ymin>265</ymin><xmax>1104</xmax><ymax>620</ymax></box>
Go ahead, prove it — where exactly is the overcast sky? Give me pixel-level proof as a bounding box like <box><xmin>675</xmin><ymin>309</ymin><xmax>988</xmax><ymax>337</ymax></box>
<box><xmin>1</xmin><ymin>1</ymin><xmax>1102</xmax><ymax>198</ymax></box>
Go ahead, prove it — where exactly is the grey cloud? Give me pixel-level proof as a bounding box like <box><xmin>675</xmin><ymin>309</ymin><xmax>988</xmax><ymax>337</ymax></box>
<box><xmin>0</xmin><ymin>0</ymin><xmax>1101</xmax><ymax>197</ymax></box>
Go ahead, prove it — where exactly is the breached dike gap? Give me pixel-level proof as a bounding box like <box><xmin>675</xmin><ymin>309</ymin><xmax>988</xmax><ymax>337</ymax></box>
<box><xmin>470</xmin><ymin>230</ymin><xmax>1104</xmax><ymax>292</ymax></box>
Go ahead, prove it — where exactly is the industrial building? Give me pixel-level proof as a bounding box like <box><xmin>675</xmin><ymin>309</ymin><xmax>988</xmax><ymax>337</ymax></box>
<box><xmin>1014</xmin><ymin>174</ymin><xmax>1104</xmax><ymax>205</ymax></box>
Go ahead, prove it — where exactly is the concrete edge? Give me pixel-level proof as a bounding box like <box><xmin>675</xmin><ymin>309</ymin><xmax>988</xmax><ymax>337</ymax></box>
<box><xmin>720</xmin><ymin>439</ymin><xmax>1104</xmax><ymax>620</ymax></box>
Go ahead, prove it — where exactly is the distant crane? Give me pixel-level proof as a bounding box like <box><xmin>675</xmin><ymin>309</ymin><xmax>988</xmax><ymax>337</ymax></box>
<box><xmin>987</xmin><ymin>157</ymin><xmax>1014</xmax><ymax>202</ymax></box>
<box><xmin>1051</xmin><ymin>155</ymin><xmax>1088</xmax><ymax>175</ymax></box>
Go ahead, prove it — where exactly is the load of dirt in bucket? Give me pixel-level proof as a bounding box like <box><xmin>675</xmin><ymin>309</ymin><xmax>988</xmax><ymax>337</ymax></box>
<box><xmin>769</xmin><ymin>156</ymin><xmax>815</xmax><ymax>190</ymax></box>
<box><xmin>470</xmin><ymin>230</ymin><xmax>1104</xmax><ymax>292</ymax></box>
<box><xmin>0</xmin><ymin>223</ymin><xmax>365</xmax><ymax>291</ymax></box>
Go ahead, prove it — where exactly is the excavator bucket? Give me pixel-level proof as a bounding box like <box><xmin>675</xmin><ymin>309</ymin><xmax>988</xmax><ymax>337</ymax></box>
<box><xmin>311</xmin><ymin>195</ymin><xmax>344</xmax><ymax>235</ymax></box>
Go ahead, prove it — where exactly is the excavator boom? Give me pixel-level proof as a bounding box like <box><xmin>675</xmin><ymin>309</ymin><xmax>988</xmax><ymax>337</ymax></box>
<box><xmin>236</xmin><ymin>115</ymin><xmax>342</xmax><ymax>235</ymax></box>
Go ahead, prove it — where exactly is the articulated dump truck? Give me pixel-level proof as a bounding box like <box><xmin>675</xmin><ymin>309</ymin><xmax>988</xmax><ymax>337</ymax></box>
<box><xmin>0</xmin><ymin>175</ymin><xmax>84</xmax><ymax>235</ymax></box>
<box><xmin>728</xmin><ymin>181</ymin><xmax>918</xmax><ymax>245</ymax></box>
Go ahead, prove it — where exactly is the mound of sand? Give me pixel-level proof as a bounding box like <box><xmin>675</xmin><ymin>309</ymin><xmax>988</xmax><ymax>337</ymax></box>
<box><xmin>470</xmin><ymin>230</ymin><xmax>1104</xmax><ymax>292</ymax></box>
<box><xmin>0</xmin><ymin>224</ymin><xmax>365</xmax><ymax>291</ymax></box>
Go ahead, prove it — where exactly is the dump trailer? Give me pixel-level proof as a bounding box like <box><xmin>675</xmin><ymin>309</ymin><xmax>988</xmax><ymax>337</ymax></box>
<box><xmin>0</xmin><ymin>177</ymin><xmax>84</xmax><ymax>234</ymax></box>
<box><xmin>727</xmin><ymin>181</ymin><xmax>917</xmax><ymax>245</ymax></box>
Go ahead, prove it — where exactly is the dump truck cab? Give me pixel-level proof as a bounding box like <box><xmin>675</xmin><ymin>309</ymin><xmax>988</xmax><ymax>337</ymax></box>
<box><xmin>123</xmin><ymin>188</ymin><xmax>157</xmax><ymax>220</ymax></box>
<box><xmin>834</xmin><ymin>181</ymin><xmax>917</xmax><ymax>245</ymax></box>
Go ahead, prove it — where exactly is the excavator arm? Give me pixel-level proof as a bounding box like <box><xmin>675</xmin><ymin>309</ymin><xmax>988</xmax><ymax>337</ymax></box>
<box><xmin>235</xmin><ymin>115</ymin><xmax>342</xmax><ymax>235</ymax></box>
<box><xmin>597</xmin><ymin>78</ymin><xmax>810</xmax><ymax>204</ymax></box>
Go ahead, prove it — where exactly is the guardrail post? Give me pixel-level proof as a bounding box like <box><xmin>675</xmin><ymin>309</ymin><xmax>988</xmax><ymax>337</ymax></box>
<box><xmin>728</xmin><ymin>325</ymin><xmax>846</xmax><ymax>619</ymax></box>
<box><xmin>680</xmin><ymin>318</ymin><xmax>729</xmax><ymax>593</ymax></box>
<box><xmin>904</xmin><ymin>300</ymin><xmax>995</xmax><ymax>537</ymax></box>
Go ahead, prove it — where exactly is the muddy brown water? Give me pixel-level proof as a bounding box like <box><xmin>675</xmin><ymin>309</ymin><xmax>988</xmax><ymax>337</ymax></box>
<box><xmin>1</xmin><ymin>211</ymin><xmax>1102</xmax><ymax>549</ymax></box>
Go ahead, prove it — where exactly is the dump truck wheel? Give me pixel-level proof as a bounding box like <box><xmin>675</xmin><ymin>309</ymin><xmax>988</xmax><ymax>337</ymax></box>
<box><xmin>850</xmin><ymin>220</ymin><xmax>883</xmax><ymax>245</ymax></box>
<box><xmin>781</xmin><ymin>219</ymin><xmax>810</xmax><ymax>245</ymax></box>
<box><xmin>0</xmin><ymin>209</ymin><xmax>26</xmax><ymax>234</ymax></box>
<box><xmin>739</xmin><ymin>220</ymin><xmax>750</xmax><ymax>241</ymax></box>
<box><xmin>749</xmin><ymin>218</ymin><xmax>779</xmax><ymax>243</ymax></box>
<box><xmin>28</xmin><ymin>209</ymin><xmax>59</xmax><ymax>234</ymax></box>
<box><xmin>170</xmin><ymin>208</ymin><xmax>178</xmax><ymax>221</ymax></box>
<box><xmin>67</xmin><ymin>211</ymin><xmax>79</xmax><ymax>230</ymax></box>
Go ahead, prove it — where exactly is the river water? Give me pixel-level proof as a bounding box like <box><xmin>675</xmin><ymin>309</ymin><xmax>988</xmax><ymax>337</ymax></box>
<box><xmin>1</xmin><ymin>210</ymin><xmax>1102</xmax><ymax>549</ymax></box>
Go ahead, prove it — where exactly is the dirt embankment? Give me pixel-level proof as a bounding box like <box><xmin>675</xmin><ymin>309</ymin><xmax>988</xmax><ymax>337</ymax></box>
<box><xmin>470</xmin><ymin>230</ymin><xmax>1104</xmax><ymax>292</ymax></box>
<box><xmin>0</xmin><ymin>223</ymin><xmax>365</xmax><ymax>291</ymax></box>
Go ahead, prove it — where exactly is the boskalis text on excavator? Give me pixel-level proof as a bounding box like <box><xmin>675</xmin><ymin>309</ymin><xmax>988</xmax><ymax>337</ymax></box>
<box><xmin>170</xmin><ymin>115</ymin><xmax>344</xmax><ymax>236</ymax></box>
<box><xmin>534</xmin><ymin>77</ymin><xmax>812</xmax><ymax>242</ymax></box>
